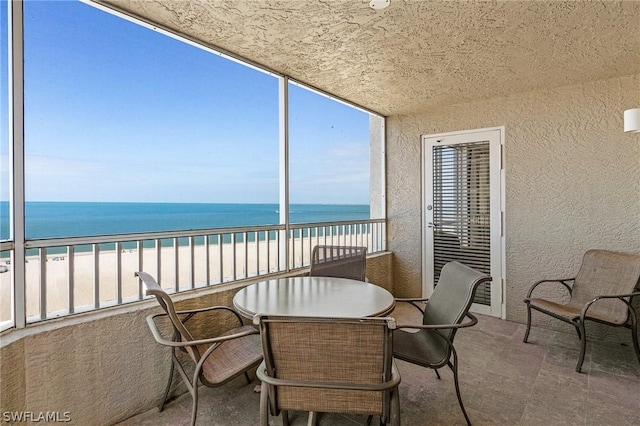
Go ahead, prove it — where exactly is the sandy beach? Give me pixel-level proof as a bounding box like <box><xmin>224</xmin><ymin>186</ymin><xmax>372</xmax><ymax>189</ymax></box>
<box><xmin>0</xmin><ymin>234</ymin><xmax>364</xmax><ymax>322</ymax></box>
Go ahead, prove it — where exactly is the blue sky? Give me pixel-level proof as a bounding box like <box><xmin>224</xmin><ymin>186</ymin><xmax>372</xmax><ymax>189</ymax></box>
<box><xmin>1</xmin><ymin>0</ymin><xmax>371</xmax><ymax>205</ymax></box>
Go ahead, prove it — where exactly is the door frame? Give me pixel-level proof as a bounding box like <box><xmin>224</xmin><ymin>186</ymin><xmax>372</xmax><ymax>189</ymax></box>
<box><xmin>421</xmin><ymin>126</ymin><xmax>506</xmax><ymax>318</ymax></box>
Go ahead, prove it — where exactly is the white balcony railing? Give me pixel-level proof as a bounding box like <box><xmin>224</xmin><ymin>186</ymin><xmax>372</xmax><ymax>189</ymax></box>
<box><xmin>0</xmin><ymin>219</ymin><xmax>385</xmax><ymax>327</ymax></box>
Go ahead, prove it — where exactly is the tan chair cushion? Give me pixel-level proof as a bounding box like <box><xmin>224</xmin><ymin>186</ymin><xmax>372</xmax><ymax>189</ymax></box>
<box><xmin>199</xmin><ymin>325</ymin><xmax>263</xmax><ymax>385</ymax></box>
<box><xmin>528</xmin><ymin>298</ymin><xmax>626</xmax><ymax>325</ymax></box>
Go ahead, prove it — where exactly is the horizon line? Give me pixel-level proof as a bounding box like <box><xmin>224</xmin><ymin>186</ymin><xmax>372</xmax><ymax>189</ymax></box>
<box><xmin>2</xmin><ymin>200</ymin><xmax>370</xmax><ymax>206</ymax></box>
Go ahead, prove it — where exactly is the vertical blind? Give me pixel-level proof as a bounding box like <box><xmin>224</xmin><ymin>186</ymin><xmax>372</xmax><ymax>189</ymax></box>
<box><xmin>432</xmin><ymin>141</ymin><xmax>491</xmax><ymax>305</ymax></box>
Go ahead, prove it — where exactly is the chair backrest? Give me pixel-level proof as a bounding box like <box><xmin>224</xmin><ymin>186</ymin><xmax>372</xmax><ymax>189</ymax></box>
<box><xmin>256</xmin><ymin>315</ymin><xmax>395</xmax><ymax>416</ymax></box>
<box><xmin>423</xmin><ymin>261</ymin><xmax>492</xmax><ymax>342</ymax></box>
<box><xmin>309</xmin><ymin>245</ymin><xmax>367</xmax><ymax>281</ymax></box>
<box><xmin>136</xmin><ymin>271</ymin><xmax>201</xmax><ymax>362</ymax></box>
<box><xmin>569</xmin><ymin>249</ymin><xmax>640</xmax><ymax>323</ymax></box>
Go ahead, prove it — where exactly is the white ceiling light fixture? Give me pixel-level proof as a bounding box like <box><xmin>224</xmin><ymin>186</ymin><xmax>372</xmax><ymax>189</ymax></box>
<box><xmin>624</xmin><ymin>108</ymin><xmax>640</xmax><ymax>133</ymax></box>
<box><xmin>370</xmin><ymin>0</ymin><xmax>390</xmax><ymax>10</ymax></box>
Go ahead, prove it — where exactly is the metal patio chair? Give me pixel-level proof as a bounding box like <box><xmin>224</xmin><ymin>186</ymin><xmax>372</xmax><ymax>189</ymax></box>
<box><xmin>393</xmin><ymin>261</ymin><xmax>491</xmax><ymax>426</ymax></box>
<box><xmin>255</xmin><ymin>315</ymin><xmax>401</xmax><ymax>426</ymax></box>
<box><xmin>309</xmin><ymin>245</ymin><xmax>367</xmax><ymax>281</ymax></box>
<box><xmin>137</xmin><ymin>272</ymin><xmax>263</xmax><ymax>426</ymax></box>
<box><xmin>523</xmin><ymin>249</ymin><xmax>640</xmax><ymax>372</ymax></box>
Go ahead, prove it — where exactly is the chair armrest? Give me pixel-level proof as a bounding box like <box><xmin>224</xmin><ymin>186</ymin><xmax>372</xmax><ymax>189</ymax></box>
<box><xmin>396</xmin><ymin>311</ymin><xmax>478</xmax><ymax>331</ymax></box>
<box><xmin>146</xmin><ymin>312</ymin><xmax>258</xmax><ymax>348</ymax></box>
<box><xmin>394</xmin><ymin>297</ymin><xmax>429</xmax><ymax>315</ymax></box>
<box><xmin>395</xmin><ymin>297</ymin><xmax>428</xmax><ymax>302</ymax></box>
<box><xmin>176</xmin><ymin>305</ymin><xmax>244</xmax><ymax>327</ymax></box>
<box><xmin>524</xmin><ymin>278</ymin><xmax>575</xmax><ymax>300</ymax></box>
<box><xmin>590</xmin><ymin>291</ymin><xmax>640</xmax><ymax>300</ymax></box>
<box><xmin>256</xmin><ymin>360</ymin><xmax>401</xmax><ymax>392</ymax></box>
<box><xmin>580</xmin><ymin>291</ymin><xmax>640</xmax><ymax>321</ymax></box>
<box><xmin>396</xmin><ymin>314</ymin><xmax>479</xmax><ymax>355</ymax></box>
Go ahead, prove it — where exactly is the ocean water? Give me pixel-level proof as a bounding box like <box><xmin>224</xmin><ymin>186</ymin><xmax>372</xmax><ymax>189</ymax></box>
<box><xmin>0</xmin><ymin>202</ymin><xmax>370</xmax><ymax>240</ymax></box>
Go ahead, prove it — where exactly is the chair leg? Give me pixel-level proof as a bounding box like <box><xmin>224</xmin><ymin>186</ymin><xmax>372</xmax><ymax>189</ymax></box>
<box><xmin>159</xmin><ymin>351</ymin><xmax>176</xmax><ymax>412</ymax></box>
<box><xmin>574</xmin><ymin>324</ymin><xmax>582</xmax><ymax>340</ymax></box>
<box><xmin>366</xmin><ymin>414</ymin><xmax>386</xmax><ymax>425</ymax></box>
<box><xmin>282</xmin><ymin>410</ymin><xmax>290</xmax><ymax>426</ymax></box>
<box><xmin>306</xmin><ymin>411</ymin><xmax>317</xmax><ymax>426</ymax></box>
<box><xmin>448</xmin><ymin>353</ymin><xmax>471</xmax><ymax>426</ymax></box>
<box><xmin>390</xmin><ymin>387</ymin><xmax>401</xmax><ymax>426</ymax></box>
<box><xmin>244</xmin><ymin>371</ymin><xmax>251</xmax><ymax>384</ymax></box>
<box><xmin>576</xmin><ymin>320</ymin><xmax>587</xmax><ymax>373</ymax></box>
<box><xmin>629</xmin><ymin>308</ymin><xmax>640</xmax><ymax>367</ymax></box>
<box><xmin>434</xmin><ymin>369</ymin><xmax>441</xmax><ymax>380</ymax></box>
<box><xmin>259</xmin><ymin>381</ymin><xmax>269</xmax><ymax>426</ymax></box>
<box><xmin>523</xmin><ymin>304</ymin><xmax>532</xmax><ymax>343</ymax></box>
<box><xmin>190</xmin><ymin>380</ymin><xmax>199</xmax><ymax>426</ymax></box>
<box><xmin>632</xmin><ymin>325</ymin><xmax>640</xmax><ymax>368</ymax></box>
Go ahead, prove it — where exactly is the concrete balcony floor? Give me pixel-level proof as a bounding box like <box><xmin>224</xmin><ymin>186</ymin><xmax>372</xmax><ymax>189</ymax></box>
<box><xmin>119</xmin><ymin>304</ymin><xmax>640</xmax><ymax>425</ymax></box>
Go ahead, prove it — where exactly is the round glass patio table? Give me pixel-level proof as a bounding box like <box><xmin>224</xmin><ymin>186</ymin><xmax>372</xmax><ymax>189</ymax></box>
<box><xmin>233</xmin><ymin>276</ymin><xmax>395</xmax><ymax>319</ymax></box>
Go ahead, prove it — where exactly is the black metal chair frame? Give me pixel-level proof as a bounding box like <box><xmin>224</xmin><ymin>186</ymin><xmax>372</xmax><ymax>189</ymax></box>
<box><xmin>523</xmin><ymin>278</ymin><xmax>640</xmax><ymax>373</ymax></box>
<box><xmin>395</xmin><ymin>300</ymin><xmax>480</xmax><ymax>425</ymax></box>
<box><xmin>138</xmin><ymin>272</ymin><xmax>263</xmax><ymax>426</ymax></box>
<box><xmin>393</xmin><ymin>261</ymin><xmax>491</xmax><ymax>426</ymax></box>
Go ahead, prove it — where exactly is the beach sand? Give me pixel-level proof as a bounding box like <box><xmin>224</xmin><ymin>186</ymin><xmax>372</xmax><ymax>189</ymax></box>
<box><xmin>0</xmin><ymin>234</ymin><xmax>359</xmax><ymax>322</ymax></box>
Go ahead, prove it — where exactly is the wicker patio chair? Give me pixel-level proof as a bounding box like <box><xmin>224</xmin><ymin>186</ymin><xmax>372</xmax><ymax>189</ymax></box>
<box><xmin>393</xmin><ymin>261</ymin><xmax>491</xmax><ymax>426</ymax></box>
<box><xmin>309</xmin><ymin>245</ymin><xmax>367</xmax><ymax>281</ymax></box>
<box><xmin>137</xmin><ymin>272</ymin><xmax>263</xmax><ymax>426</ymax></box>
<box><xmin>523</xmin><ymin>249</ymin><xmax>640</xmax><ymax>373</ymax></box>
<box><xmin>254</xmin><ymin>315</ymin><xmax>401</xmax><ymax>426</ymax></box>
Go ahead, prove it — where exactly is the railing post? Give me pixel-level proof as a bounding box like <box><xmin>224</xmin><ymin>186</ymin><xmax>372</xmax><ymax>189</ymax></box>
<box><xmin>93</xmin><ymin>243</ymin><xmax>100</xmax><ymax>309</ymax></box>
<box><xmin>39</xmin><ymin>248</ymin><xmax>46</xmax><ymax>320</ymax></box>
<box><xmin>68</xmin><ymin>245</ymin><xmax>75</xmax><ymax>313</ymax></box>
<box><xmin>189</xmin><ymin>236</ymin><xmax>195</xmax><ymax>289</ymax></box>
<box><xmin>116</xmin><ymin>242</ymin><xmax>122</xmax><ymax>304</ymax></box>
<box><xmin>205</xmin><ymin>235</ymin><xmax>210</xmax><ymax>285</ymax></box>
<box><xmin>218</xmin><ymin>234</ymin><xmax>223</xmax><ymax>283</ymax></box>
<box><xmin>243</xmin><ymin>231</ymin><xmax>248</xmax><ymax>279</ymax></box>
<box><xmin>173</xmin><ymin>237</ymin><xmax>179</xmax><ymax>292</ymax></box>
<box><xmin>255</xmin><ymin>231</ymin><xmax>260</xmax><ymax>276</ymax></box>
<box><xmin>155</xmin><ymin>238</ymin><xmax>161</xmax><ymax>286</ymax></box>
<box><xmin>137</xmin><ymin>240</ymin><xmax>143</xmax><ymax>299</ymax></box>
<box><xmin>232</xmin><ymin>233</ymin><xmax>237</xmax><ymax>281</ymax></box>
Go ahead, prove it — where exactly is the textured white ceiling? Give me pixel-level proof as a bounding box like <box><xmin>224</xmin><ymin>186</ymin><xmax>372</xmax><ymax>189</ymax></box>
<box><xmin>98</xmin><ymin>0</ymin><xmax>640</xmax><ymax>116</ymax></box>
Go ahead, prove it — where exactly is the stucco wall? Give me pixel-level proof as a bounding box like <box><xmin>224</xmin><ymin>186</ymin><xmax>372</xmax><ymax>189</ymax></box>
<box><xmin>0</xmin><ymin>285</ymin><xmax>242</xmax><ymax>425</ymax></box>
<box><xmin>365</xmin><ymin>251</ymin><xmax>394</xmax><ymax>293</ymax></box>
<box><xmin>0</xmin><ymin>253</ymin><xmax>393</xmax><ymax>425</ymax></box>
<box><xmin>386</xmin><ymin>74</ymin><xmax>640</xmax><ymax>328</ymax></box>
